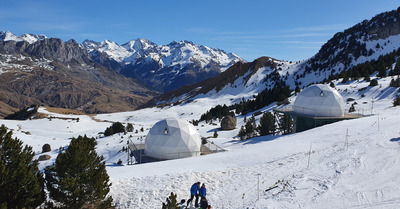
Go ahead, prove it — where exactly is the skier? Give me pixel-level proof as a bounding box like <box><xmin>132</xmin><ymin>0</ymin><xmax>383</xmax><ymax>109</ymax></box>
<box><xmin>199</xmin><ymin>183</ymin><xmax>207</xmax><ymax>198</ymax></box>
<box><xmin>187</xmin><ymin>181</ymin><xmax>200</xmax><ymax>207</ymax></box>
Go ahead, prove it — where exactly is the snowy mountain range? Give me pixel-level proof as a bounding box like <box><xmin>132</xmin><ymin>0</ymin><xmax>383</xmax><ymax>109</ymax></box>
<box><xmin>82</xmin><ymin>38</ymin><xmax>244</xmax><ymax>92</ymax></box>
<box><xmin>0</xmin><ymin>31</ymin><xmax>244</xmax><ymax>92</ymax></box>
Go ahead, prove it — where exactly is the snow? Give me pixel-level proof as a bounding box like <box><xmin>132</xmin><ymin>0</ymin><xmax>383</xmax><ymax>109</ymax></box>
<box><xmin>1</xmin><ymin>73</ymin><xmax>400</xmax><ymax>208</ymax></box>
<box><xmin>0</xmin><ymin>31</ymin><xmax>46</xmax><ymax>44</ymax></box>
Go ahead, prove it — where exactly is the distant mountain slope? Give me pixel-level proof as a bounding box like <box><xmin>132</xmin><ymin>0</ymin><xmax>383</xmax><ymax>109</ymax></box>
<box><xmin>292</xmin><ymin>8</ymin><xmax>400</xmax><ymax>86</ymax></box>
<box><xmin>147</xmin><ymin>56</ymin><xmax>298</xmax><ymax>106</ymax></box>
<box><xmin>151</xmin><ymin>8</ymin><xmax>400</xmax><ymax>106</ymax></box>
<box><xmin>0</xmin><ymin>37</ymin><xmax>156</xmax><ymax>117</ymax></box>
<box><xmin>82</xmin><ymin>39</ymin><xmax>244</xmax><ymax>92</ymax></box>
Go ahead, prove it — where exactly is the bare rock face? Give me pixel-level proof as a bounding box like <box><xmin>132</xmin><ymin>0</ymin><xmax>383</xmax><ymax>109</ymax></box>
<box><xmin>38</xmin><ymin>154</ymin><xmax>51</xmax><ymax>161</ymax></box>
<box><xmin>221</xmin><ymin>115</ymin><xmax>237</xmax><ymax>130</ymax></box>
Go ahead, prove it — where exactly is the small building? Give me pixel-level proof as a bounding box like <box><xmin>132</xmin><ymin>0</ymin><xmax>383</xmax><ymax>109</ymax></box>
<box><xmin>144</xmin><ymin>117</ymin><xmax>202</xmax><ymax>160</ymax></box>
<box><xmin>275</xmin><ymin>84</ymin><xmax>361</xmax><ymax>132</ymax></box>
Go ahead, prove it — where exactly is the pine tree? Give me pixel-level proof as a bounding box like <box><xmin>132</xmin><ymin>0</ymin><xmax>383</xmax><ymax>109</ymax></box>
<box><xmin>126</xmin><ymin>123</ymin><xmax>134</xmax><ymax>132</ymax></box>
<box><xmin>369</xmin><ymin>79</ymin><xmax>378</xmax><ymax>86</ymax></box>
<box><xmin>213</xmin><ymin>130</ymin><xmax>218</xmax><ymax>138</ymax></box>
<box><xmin>279</xmin><ymin>114</ymin><xmax>293</xmax><ymax>135</ymax></box>
<box><xmin>393</xmin><ymin>96</ymin><xmax>400</xmax><ymax>107</ymax></box>
<box><xmin>238</xmin><ymin>126</ymin><xmax>246</xmax><ymax>140</ymax></box>
<box><xmin>45</xmin><ymin>135</ymin><xmax>113</xmax><ymax>208</ymax></box>
<box><xmin>0</xmin><ymin>125</ymin><xmax>45</xmax><ymax>208</ymax></box>
<box><xmin>245</xmin><ymin>115</ymin><xmax>257</xmax><ymax>138</ymax></box>
<box><xmin>258</xmin><ymin>112</ymin><xmax>275</xmax><ymax>136</ymax></box>
<box><xmin>349</xmin><ymin>104</ymin><xmax>356</xmax><ymax>112</ymax></box>
<box><xmin>104</xmin><ymin>126</ymin><xmax>114</xmax><ymax>136</ymax></box>
<box><xmin>112</xmin><ymin>122</ymin><xmax>125</xmax><ymax>134</ymax></box>
<box><xmin>377</xmin><ymin>63</ymin><xmax>387</xmax><ymax>78</ymax></box>
<box><xmin>162</xmin><ymin>192</ymin><xmax>180</xmax><ymax>209</ymax></box>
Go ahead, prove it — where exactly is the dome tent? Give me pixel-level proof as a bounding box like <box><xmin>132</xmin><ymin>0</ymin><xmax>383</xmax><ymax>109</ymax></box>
<box><xmin>145</xmin><ymin>117</ymin><xmax>201</xmax><ymax>160</ymax></box>
<box><xmin>294</xmin><ymin>84</ymin><xmax>345</xmax><ymax>117</ymax></box>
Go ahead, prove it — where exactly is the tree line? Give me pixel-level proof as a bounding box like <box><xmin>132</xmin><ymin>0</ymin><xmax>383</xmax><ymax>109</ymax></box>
<box><xmin>199</xmin><ymin>84</ymin><xmax>291</xmax><ymax>122</ymax></box>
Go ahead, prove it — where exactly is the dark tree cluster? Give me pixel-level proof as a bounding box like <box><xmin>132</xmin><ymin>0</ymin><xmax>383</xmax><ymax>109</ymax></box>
<box><xmin>238</xmin><ymin>112</ymin><xmax>293</xmax><ymax>140</ymax></box>
<box><xmin>200</xmin><ymin>104</ymin><xmax>234</xmax><ymax>122</ymax></box>
<box><xmin>199</xmin><ymin>84</ymin><xmax>291</xmax><ymax>124</ymax></box>
<box><xmin>257</xmin><ymin>112</ymin><xmax>275</xmax><ymax>136</ymax></box>
<box><xmin>238</xmin><ymin>115</ymin><xmax>257</xmax><ymax>140</ymax></box>
<box><xmin>323</xmin><ymin>48</ymin><xmax>400</xmax><ymax>84</ymax></box>
<box><xmin>104</xmin><ymin>122</ymin><xmax>126</xmax><ymax>136</ymax></box>
<box><xmin>5</xmin><ymin>105</ymin><xmax>38</xmax><ymax>120</ymax></box>
<box><xmin>390</xmin><ymin>76</ymin><xmax>400</xmax><ymax>87</ymax></box>
<box><xmin>393</xmin><ymin>96</ymin><xmax>400</xmax><ymax>107</ymax></box>
<box><xmin>232</xmin><ymin>84</ymin><xmax>291</xmax><ymax>115</ymax></box>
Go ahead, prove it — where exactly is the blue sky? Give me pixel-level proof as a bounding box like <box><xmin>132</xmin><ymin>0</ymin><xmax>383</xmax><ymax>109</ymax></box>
<box><xmin>1</xmin><ymin>0</ymin><xmax>399</xmax><ymax>61</ymax></box>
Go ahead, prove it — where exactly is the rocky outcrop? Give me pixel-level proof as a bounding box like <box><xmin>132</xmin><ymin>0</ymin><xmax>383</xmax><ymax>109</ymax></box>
<box><xmin>220</xmin><ymin>116</ymin><xmax>237</xmax><ymax>130</ymax></box>
<box><xmin>38</xmin><ymin>154</ymin><xmax>51</xmax><ymax>161</ymax></box>
<box><xmin>25</xmin><ymin>39</ymin><xmax>91</xmax><ymax>63</ymax></box>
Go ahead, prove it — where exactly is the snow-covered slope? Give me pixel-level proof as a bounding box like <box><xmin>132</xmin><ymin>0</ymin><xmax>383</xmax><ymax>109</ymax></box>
<box><xmin>83</xmin><ymin>38</ymin><xmax>245</xmax><ymax>92</ymax></box>
<box><xmin>0</xmin><ymin>31</ymin><xmax>47</xmax><ymax>44</ymax></box>
<box><xmin>1</xmin><ymin>72</ymin><xmax>399</xmax><ymax>208</ymax></box>
<box><xmin>150</xmin><ymin>56</ymin><xmax>300</xmax><ymax>106</ymax></box>
<box><xmin>291</xmin><ymin>9</ymin><xmax>400</xmax><ymax>86</ymax></box>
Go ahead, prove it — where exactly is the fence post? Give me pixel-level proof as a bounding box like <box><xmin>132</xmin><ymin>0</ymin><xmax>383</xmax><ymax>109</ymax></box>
<box><xmin>307</xmin><ymin>143</ymin><xmax>312</xmax><ymax>169</ymax></box>
<box><xmin>257</xmin><ymin>175</ymin><xmax>260</xmax><ymax>200</ymax></box>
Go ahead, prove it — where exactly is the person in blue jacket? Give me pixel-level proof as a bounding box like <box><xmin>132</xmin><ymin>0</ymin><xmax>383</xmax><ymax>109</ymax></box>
<box><xmin>187</xmin><ymin>181</ymin><xmax>200</xmax><ymax>207</ymax></box>
<box><xmin>199</xmin><ymin>183</ymin><xmax>207</xmax><ymax>198</ymax></box>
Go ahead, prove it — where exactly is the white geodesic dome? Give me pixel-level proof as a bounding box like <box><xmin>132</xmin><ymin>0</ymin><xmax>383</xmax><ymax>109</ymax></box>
<box><xmin>145</xmin><ymin>118</ymin><xmax>202</xmax><ymax>160</ymax></box>
<box><xmin>294</xmin><ymin>84</ymin><xmax>345</xmax><ymax>117</ymax></box>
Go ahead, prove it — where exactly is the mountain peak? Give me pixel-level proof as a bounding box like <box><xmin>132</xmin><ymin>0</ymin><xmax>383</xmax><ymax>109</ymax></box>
<box><xmin>122</xmin><ymin>38</ymin><xmax>156</xmax><ymax>52</ymax></box>
<box><xmin>0</xmin><ymin>31</ymin><xmax>46</xmax><ymax>44</ymax></box>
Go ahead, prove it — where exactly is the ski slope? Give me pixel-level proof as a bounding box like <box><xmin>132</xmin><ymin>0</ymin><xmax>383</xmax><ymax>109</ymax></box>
<box><xmin>1</xmin><ymin>76</ymin><xmax>400</xmax><ymax>208</ymax></box>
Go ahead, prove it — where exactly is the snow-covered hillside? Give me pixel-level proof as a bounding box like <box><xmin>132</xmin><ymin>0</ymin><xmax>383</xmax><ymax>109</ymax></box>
<box><xmin>1</xmin><ymin>72</ymin><xmax>400</xmax><ymax>208</ymax></box>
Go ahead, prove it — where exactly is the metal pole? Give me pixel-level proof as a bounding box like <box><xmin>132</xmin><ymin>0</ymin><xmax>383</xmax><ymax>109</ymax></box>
<box><xmin>344</xmin><ymin>129</ymin><xmax>349</xmax><ymax>150</ymax></box>
<box><xmin>257</xmin><ymin>174</ymin><xmax>261</xmax><ymax>200</ymax></box>
<box><xmin>378</xmin><ymin>112</ymin><xmax>380</xmax><ymax>131</ymax></box>
<box><xmin>371</xmin><ymin>99</ymin><xmax>374</xmax><ymax>115</ymax></box>
<box><xmin>307</xmin><ymin>143</ymin><xmax>312</xmax><ymax>169</ymax></box>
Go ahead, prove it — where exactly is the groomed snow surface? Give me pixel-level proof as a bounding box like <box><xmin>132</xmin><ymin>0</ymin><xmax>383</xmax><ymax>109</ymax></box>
<box><xmin>1</xmin><ymin>77</ymin><xmax>400</xmax><ymax>208</ymax></box>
